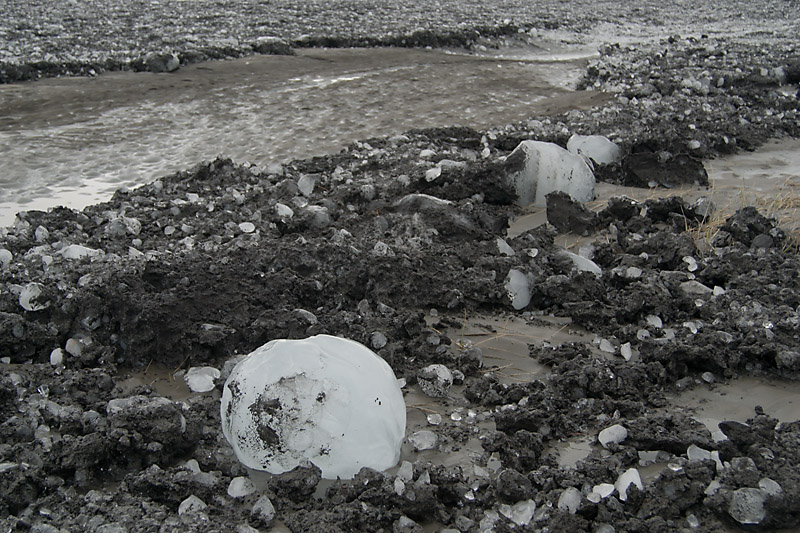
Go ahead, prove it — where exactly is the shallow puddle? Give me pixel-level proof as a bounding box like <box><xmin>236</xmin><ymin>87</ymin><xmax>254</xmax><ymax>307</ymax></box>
<box><xmin>671</xmin><ymin>375</ymin><xmax>800</xmax><ymax>439</ymax></box>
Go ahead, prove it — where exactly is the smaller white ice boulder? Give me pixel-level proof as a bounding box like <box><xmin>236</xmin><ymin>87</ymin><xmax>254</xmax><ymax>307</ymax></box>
<box><xmin>505</xmin><ymin>140</ymin><xmax>595</xmax><ymax>207</ymax></box>
<box><xmin>185</xmin><ymin>367</ymin><xmax>221</xmax><ymax>393</ymax></box>
<box><xmin>417</xmin><ymin>364</ymin><xmax>453</xmax><ymax>397</ymax></box>
<box><xmin>598</xmin><ymin>424</ymin><xmax>628</xmax><ymax>448</ymax></box>
<box><xmin>220</xmin><ymin>335</ymin><xmax>406</xmax><ymax>479</ymax></box>
<box><xmin>615</xmin><ymin>468</ymin><xmax>643</xmax><ymax>501</ymax></box>
<box><xmin>567</xmin><ymin>135</ymin><xmax>623</xmax><ymax>165</ymax></box>
<box><xmin>505</xmin><ymin>269</ymin><xmax>531</xmax><ymax>310</ymax></box>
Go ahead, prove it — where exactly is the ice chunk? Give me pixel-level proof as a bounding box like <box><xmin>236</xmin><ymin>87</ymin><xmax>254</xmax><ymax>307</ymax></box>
<box><xmin>557</xmin><ymin>487</ymin><xmax>582</xmax><ymax>514</ymax></box>
<box><xmin>19</xmin><ymin>282</ymin><xmax>49</xmax><ymax>311</ymax></box>
<box><xmin>567</xmin><ymin>134</ymin><xmax>623</xmax><ymax>165</ymax></box>
<box><xmin>50</xmin><ymin>348</ymin><xmax>64</xmax><ymax>366</ymax></box>
<box><xmin>178</xmin><ymin>495</ymin><xmax>208</xmax><ymax>526</ymax></box>
<box><xmin>729</xmin><ymin>488</ymin><xmax>767</xmax><ymax>525</ymax></box>
<box><xmin>297</xmin><ymin>174</ymin><xmax>316</xmax><ymax>196</ymax></box>
<box><xmin>598</xmin><ymin>424</ymin><xmax>628</xmax><ymax>448</ymax></box>
<box><xmin>220</xmin><ymin>335</ymin><xmax>406</xmax><ymax>479</ymax></box>
<box><xmin>496</xmin><ymin>238</ymin><xmax>515</xmax><ymax>256</ymax></box>
<box><xmin>228</xmin><ymin>476</ymin><xmax>256</xmax><ymax>498</ymax></box>
<box><xmin>60</xmin><ymin>244</ymin><xmax>102</xmax><ymax>260</ymax></box>
<box><xmin>593</xmin><ymin>483</ymin><xmax>616</xmax><ymax>499</ymax></box>
<box><xmin>505</xmin><ymin>269</ymin><xmax>531</xmax><ymax>310</ymax></box>
<box><xmin>0</xmin><ymin>248</ymin><xmax>12</xmax><ymax>268</ymax></box>
<box><xmin>275</xmin><ymin>203</ymin><xmax>294</xmax><ymax>219</ymax></box>
<box><xmin>251</xmin><ymin>495</ymin><xmax>276</xmax><ymax>525</ymax></box>
<box><xmin>239</xmin><ymin>222</ymin><xmax>256</xmax><ymax>234</ymax></box>
<box><xmin>185</xmin><ymin>367</ymin><xmax>221</xmax><ymax>393</ymax></box>
<box><xmin>508</xmin><ymin>500</ymin><xmax>536</xmax><ymax>526</ymax></box>
<box><xmin>559</xmin><ymin>250</ymin><xmax>602</xmax><ymax>276</ymax></box>
<box><xmin>396</xmin><ymin>461</ymin><xmax>414</xmax><ymax>481</ymax></box>
<box><xmin>408</xmin><ymin>430</ymin><xmax>438</xmax><ymax>451</ymax></box>
<box><xmin>505</xmin><ymin>140</ymin><xmax>595</xmax><ymax>206</ymax></box>
<box><xmin>417</xmin><ymin>364</ymin><xmax>453</xmax><ymax>397</ymax></box>
<box><xmin>615</xmin><ymin>468</ymin><xmax>643</xmax><ymax>501</ymax></box>
<box><xmin>758</xmin><ymin>478</ymin><xmax>782</xmax><ymax>496</ymax></box>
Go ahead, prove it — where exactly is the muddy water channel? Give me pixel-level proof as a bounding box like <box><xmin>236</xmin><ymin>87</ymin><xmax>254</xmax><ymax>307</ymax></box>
<box><xmin>0</xmin><ymin>46</ymin><xmax>605</xmax><ymax>225</ymax></box>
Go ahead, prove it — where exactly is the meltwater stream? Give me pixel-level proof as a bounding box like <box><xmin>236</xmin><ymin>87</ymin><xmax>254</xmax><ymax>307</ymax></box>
<box><xmin>0</xmin><ymin>46</ymin><xmax>603</xmax><ymax>226</ymax></box>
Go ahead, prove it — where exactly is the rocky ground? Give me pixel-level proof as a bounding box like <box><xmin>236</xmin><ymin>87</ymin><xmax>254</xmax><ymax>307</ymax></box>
<box><xmin>2</xmin><ymin>0</ymin><xmax>800</xmax><ymax>532</ymax></box>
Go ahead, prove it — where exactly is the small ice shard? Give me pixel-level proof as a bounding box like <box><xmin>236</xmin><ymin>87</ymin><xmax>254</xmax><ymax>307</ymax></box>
<box><xmin>508</xmin><ymin>500</ymin><xmax>536</xmax><ymax>526</ymax></box>
<box><xmin>557</xmin><ymin>487</ymin><xmax>582</xmax><ymax>514</ymax></box>
<box><xmin>504</xmin><ymin>140</ymin><xmax>595</xmax><ymax>206</ymax></box>
<box><xmin>505</xmin><ymin>269</ymin><xmax>531</xmax><ymax>310</ymax></box>
<box><xmin>683</xmin><ymin>256</ymin><xmax>699</xmax><ymax>272</ymax></box>
<box><xmin>185</xmin><ymin>367</ymin><xmax>221</xmax><ymax>393</ymax></box>
<box><xmin>371</xmin><ymin>331</ymin><xmax>388</xmax><ymax>349</ymax></box>
<box><xmin>758</xmin><ymin>478</ymin><xmax>782</xmax><ymax>496</ymax></box>
<box><xmin>227</xmin><ymin>476</ymin><xmax>256</xmax><ymax>498</ymax></box>
<box><xmin>593</xmin><ymin>483</ymin><xmax>616</xmax><ymax>499</ymax></box>
<box><xmin>425</xmin><ymin>166</ymin><xmax>442</xmax><ymax>182</ymax></box>
<box><xmin>713</xmin><ymin>286</ymin><xmax>725</xmax><ymax>296</ymax></box>
<box><xmin>239</xmin><ymin>222</ymin><xmax>256</xmax><ymax>234</ymax></box>
<box><xmin>598</xmin><ymin>424</ymin><xmax>628</xmax><ymax>448</ymax></box>
<box><xmin>729</xmin><ymin>488</ymin><xmax>767</xmax><ymax>525</ymax></box>
<box><xmin>297</xmin><ymin>174</ymin><xmax>316</xmax><ymax>196</ymax></box>
<box><xmin>275</xmin><ymin>203</ymin><xmax>294</xmax><ymax>218</ymax></box>
<box><xmin>49</xmin><ymin>348</ymin><xmax>64</xmax><ymax>366</ymax></box>
<box><xmin>687</xmin><ymin>514</ymin><xmax>700</xmax><ymax>528</ymax></box>
<box><xmin>615</xmin><ymin>468</ymin><xmax>643</xmax><ymax>501</ymax></box>
<box><xmin>419</xmin><ymin>149</ymin><xmax>436</xmax><ymax>159</ymax></box>
<box><xmin>394</xmin><ymin>477</ymin><xmax>406</xmax><ymax>495</ymax></box>
<box><xmin>0</xmin><ymin>248</ymin><xmax>13</xmax><ymax>268</ymax></box>
<box><xmin>417</xmin><ymin>364</ymin><xmax>453</xmax><ymax>397</ymax></box>
<box><xmin>598</xmin><ymin>338</ymin><xmax>616</xmax><ymax>354</ymax></box>
<box><xmin>686</xmin><ymin>444</ymin><xmax>723</xmax><ymax>471</ymax></box>
<box><xmin>566</xmin><ymin>134</ymin><xmax>623</xmax><ymax>165</ymax></box>
<box><xmin>251</xmin><ymin>495</ymin><xmax>276</xmax><ymax>526</ymax></box>
<box><xmin>60</xmin><ymin>244</ymin><xmax>101</xmax><ymax>260</ymax></box>
<box><xmin>220</xmin><ymin>335</ymin><xmax>406</xmax><ymax>479</ymax></box>
<box><xmin>559</xmin><ymin>250</ymin><xmax>602</xmax><ymax>276</ymax></box>
<box><xmin>178</xmin><ymin>495</ymin><xmax>208</xmax><ymax>526</ymax></box>
<box><xmin>620</xmin><ymin>343</ymin><xmax>633</xmax><ymax>361</ymax></box>
<box><xmin>427</xmin><ymin>413</ymin><xmax>442</xmax><ymax>425</ymax></box>
<box><xmin>496</xmin><ymin>238</ymin><xmax>515</xmax><ymax>256</ymax></box>
<box><xmin>680</xmin><ymin>280</ymin><xmax>713</xmax><ymax>297</ymax></box>
<box><xmin>19</xmin><ymin>282</ymin><xmax>49</xmax><ymax>311</ymax></box>
<box><xmin>408</xmin><ymin>430</ymin><xmax>438</xmax><ymax>451</ymax></box>
<box><xmin>65</xmin><ymin>338</ymin><xmax>82</xmax><ymax>357</ymax></box>
<box><xmin>646</xmin><ymin>315</ymin><xmax>663</xmax><ymax>329</ymax></box>
<box><xmin>35</xmin><ymin>225</ymin><xmax>49</xmax><ymax>242</ymax></box>
<box><xmin>396</xmin><ymin>461</ymin><xmax>414</xmax><ymax>481</ymax></box>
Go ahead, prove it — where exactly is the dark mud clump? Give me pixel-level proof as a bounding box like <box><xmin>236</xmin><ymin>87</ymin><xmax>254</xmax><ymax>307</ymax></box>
<box><xmin>2</xmin><ymin>124</ymin><xmax>800</xmax><ymax>530</ymax></box>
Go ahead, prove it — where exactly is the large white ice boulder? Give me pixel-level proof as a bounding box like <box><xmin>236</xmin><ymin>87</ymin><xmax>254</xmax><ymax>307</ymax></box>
<box><xmin>220</xmin><ymin>335</ymin><xmax>406</xmax><ymax>479</ymax></box>
<box><xmin>505</xmin><ymin>141</ymin><xmax>595</xmax><ymax>207</ymax></box>
<box><xmin>567</xmin><ymin>135</ymin><xmax>623</xmax><ymax>165</ymax></box>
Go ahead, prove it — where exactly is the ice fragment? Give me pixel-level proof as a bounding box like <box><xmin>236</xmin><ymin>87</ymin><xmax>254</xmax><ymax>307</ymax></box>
<box><xmin>598</xmin><ymin>424</ymin><xmax>628</xmax><ymax>448</ymax></box>
<box><xmin>0</xmin><ymin>249</ymin><xmax>12</xmax><ymax>268</ymax></box>
<box><xmin>505</xmin><ymin>269</ymin><xmax>531</xmax><ymax>310</ymax></box>
<box><xmin>220</xmin><ymin>335</ymin><xmax>406</xmax><ymax>479</ymax></box>
<box><xmin>496</xmin><ymin>238</ymin><xmax>515</xmax><ymax>256</ymax></box>
<box><xmin>567</xmin><ymin>135</ymin><xmax>623</xmax><ymax>165</ymax></box>
<box><xmin>729</xmin><ymin>488</ymin><xmax>767</xmax><ymax>525</ymax></box>
<box><xmin>185</xmin><ymin>367</ymin><xmax>221</xmax><ymax>393</ymax></box>
<box><xmin>251</xmin><ymin>495</ymin><xmax>276</xmax><ymax>525</ymax></box>
<box><xmin>505</xmin><ymin>141</ymin><xmax>595</xmax><ymax>206</ymax></box>
<box><xmin>49</xmin><ymin>348</ymin><xmax>64</xmax><ymax>366</ymax></box>
<box><xmin>557</xmin><ymin>487</ymin><xmax>582</xmax><ymax>514</ymax></box>
<box><xmin>615</xmin><ymin>468</ymin><xmax>643</xmax><ymax>501</ymax></box>
<box><xmin>19</xmin><ymin>283</ymin><xmax>49</xmax><ymax>311</ymax></box>
<box><xmin>417</xmin><ymin>364</ymin><xmax>453</xmax><ymax>397</ymax></box>
<box><xmin>227</xmin><ymin>476</ymin><xmax>256</xmax><ymax>498</ymax></box>
<box><xmin>408</xmin><ymin>430</ymin><xmax>438</xmax><ymax>451</ymax></box>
